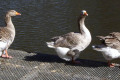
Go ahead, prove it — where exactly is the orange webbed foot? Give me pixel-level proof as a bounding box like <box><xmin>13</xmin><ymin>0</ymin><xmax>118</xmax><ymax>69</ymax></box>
<box><xmin>1</xmin><ymin>54</ymin><xmax>13</xmax><ymax>59</ymax></box>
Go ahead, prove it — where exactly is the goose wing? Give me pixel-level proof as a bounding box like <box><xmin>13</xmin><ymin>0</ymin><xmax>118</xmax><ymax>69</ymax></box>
<box><xmin>0</xmin><ymin>27</ymin><xmax>11</xmax><ymax>42</ymax></box>
<box><xmin>97</xmin><ymin>32</ymin><xmax>120</xmax><ymax>50</ymax></box>
<box><xmin>51</xmin><ymin>32</ymin><xmax>81</xmax><ymax>48</ymax></box>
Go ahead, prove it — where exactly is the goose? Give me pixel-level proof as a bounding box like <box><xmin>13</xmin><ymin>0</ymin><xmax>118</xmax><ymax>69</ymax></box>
<box><xmin>46</xmin><ymin>10</ymin><xmax>91</xmax><ymax>63</ymax></box>
<box><xmin>92</xmin><ymin>32</ymin><xmax>120</xmax><ymax>67</ymax></box>
<box><xmin>0</xmin><ymin>10</ymin><xmax>21</xmax><ymax>58</ymax></box>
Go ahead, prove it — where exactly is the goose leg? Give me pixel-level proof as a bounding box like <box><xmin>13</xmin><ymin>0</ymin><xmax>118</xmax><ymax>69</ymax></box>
<box><xmin>72</xmin><ymin>57</ymin><xmax>80</xmax><ymax>64</ymax></box>
<box><xmin>108</xmin><ymin>61</ymin><xmax>115</xmax><ymax>67</ymax></box>
<box><xmin>67</xmin><ymin>50</ymin><xmax>80</xmax><ymax>64</ymax></box>
<box><xmin>1</xmin><ymin>50</ymin><xmax>6</xmax><ymax>58</ymax></box>
<box><xmin>1</xmin><ymin>50</ymin><xmax>12</xmax><ymax>58</ymax></box>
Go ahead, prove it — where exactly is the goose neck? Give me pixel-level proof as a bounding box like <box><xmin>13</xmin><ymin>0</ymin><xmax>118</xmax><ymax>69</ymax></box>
<box><xmin>78</xmin><ymin>16</ymin><xmax>91</xmax><ymax>39</ymax></box>
<box><xmin>5</xmin><ymin>14</ymin><xmax>14</xmax><ymax>29</ymax></box>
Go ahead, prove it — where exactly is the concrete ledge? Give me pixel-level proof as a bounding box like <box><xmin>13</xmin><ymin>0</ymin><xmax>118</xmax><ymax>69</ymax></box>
<box><xmin>0</xmin><ymin>49</ymin><xmax>120</xmax><ymax>80</ymax></box>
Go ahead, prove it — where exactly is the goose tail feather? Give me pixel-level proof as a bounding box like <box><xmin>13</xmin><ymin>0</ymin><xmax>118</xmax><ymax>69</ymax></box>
<box><xmin>46</xmin><ymin>42</ymin><xmax>55</xmax><ymax>48</ymax></box>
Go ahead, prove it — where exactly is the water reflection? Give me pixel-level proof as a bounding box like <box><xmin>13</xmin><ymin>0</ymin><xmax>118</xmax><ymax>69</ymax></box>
<box><xmin>0</xmin><ymin>0</ymin><xmax>120</xmax><ymax>62</ymax></box>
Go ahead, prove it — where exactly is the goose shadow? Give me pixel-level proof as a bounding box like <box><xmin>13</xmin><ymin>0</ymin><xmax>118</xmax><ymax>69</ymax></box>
<box><xmin>24</xmin><ymin>52</ymin><xmax>108</xmax><ymax>67</ymax></box>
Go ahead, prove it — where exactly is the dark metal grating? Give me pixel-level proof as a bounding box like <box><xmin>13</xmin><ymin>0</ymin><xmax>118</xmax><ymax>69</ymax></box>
<box><xmin>0</xmin><ymin>49</ymin><xmax>120</xmax><ymax>80</ymax></box>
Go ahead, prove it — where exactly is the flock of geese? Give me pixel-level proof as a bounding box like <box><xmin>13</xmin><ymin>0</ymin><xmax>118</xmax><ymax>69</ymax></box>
<box><xmin>0</xmin><ymin>10</ymin><xmax>120</xmax><ymax>67</ymax></box>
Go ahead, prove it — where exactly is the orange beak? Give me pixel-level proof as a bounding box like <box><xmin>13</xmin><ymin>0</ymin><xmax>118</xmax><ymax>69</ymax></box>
<box><xmin>84</xmin><ymin>12</ymin><xmax>88</xmax><ymax>16</ymax></box>
<box><xmin>16</xmin><ymin>12</ymin><xmax>21</xmax><ymax>15</ymax></box>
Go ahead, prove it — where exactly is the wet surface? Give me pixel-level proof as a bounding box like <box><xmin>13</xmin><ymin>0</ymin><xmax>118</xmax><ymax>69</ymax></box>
<box><xmin>0</xmin><ymin>49</ymin><xmax>120</xmax><ymax>80</ymax></box>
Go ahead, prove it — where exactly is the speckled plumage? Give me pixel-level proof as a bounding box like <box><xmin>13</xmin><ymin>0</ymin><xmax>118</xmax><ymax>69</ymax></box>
<box><xmin>97</xmin><ymin>32</ymin><xmax>120</xmax><ymax>50</ymax></box>
<box><xmin>0</xmin><ymin>10</ymin><xmax>21</xmax><ymax>58</ymax></box>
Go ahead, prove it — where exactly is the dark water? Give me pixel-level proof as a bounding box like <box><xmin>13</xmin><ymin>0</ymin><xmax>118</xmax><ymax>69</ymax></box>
<box><xmin>0</xmin><ymin>0</ymin><xmax>120</xmax><ymax>62</ymax></box>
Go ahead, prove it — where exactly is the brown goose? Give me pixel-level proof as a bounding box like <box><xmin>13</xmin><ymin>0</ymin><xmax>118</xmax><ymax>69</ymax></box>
<box><xmin>46</xmin><ymin>10</ymin><xmax>91</xmax><ymax>63</ymax></box>
<box><xmin>0</xmin><ymin>10</ymin><xmax>21</xmax><ymax>58</ymax></box>
<box><xmin>92</xmin><ymin>32</ymin><xmax>120</xmax><ymax>67</ymax></box>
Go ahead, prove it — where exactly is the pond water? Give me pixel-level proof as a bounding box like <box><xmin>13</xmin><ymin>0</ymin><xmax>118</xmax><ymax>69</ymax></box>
<box><xmin>0</xmin><ymin>0</ymin><xmax>120</xmax><ymax>62</ymax></box>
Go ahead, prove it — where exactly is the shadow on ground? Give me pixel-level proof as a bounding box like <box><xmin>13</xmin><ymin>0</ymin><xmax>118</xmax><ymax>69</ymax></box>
<box><xmin>24</xmin><ymin>52</ymin><xmax>108</xmax><ymax>67</ymax></box>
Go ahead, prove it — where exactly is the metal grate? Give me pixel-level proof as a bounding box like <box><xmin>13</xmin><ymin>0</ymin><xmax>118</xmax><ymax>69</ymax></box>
<box><xmin>0</xmin><ymin>49</ymin><xmax>120</xmax><ymax>80</ymax></box>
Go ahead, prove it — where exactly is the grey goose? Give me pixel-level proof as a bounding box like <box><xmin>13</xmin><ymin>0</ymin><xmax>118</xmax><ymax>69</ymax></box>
<box><xmin>46</xmin><ymin>10</ymin><xmax>91</xmax><ymax>63</ymax></box>
<box><xmin>0</xmin><ymin>10</ymin><xmax>21</xmax><ymax>58</ymax></box>
<box><xmin>92</xmin><ymin>32</ymin><xmax>120</xmax><ymax>67</ymax></box>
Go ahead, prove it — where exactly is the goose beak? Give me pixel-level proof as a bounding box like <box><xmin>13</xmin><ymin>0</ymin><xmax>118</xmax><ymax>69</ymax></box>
<box><xmin>84</xmin><ymin>12</ymin><xmax>88</xmax><ymax>16</ymax></box>
<box><xmin>16</xmin><ymin>12</ymin><xmax>21</xmax><ymax>15</ymax></box>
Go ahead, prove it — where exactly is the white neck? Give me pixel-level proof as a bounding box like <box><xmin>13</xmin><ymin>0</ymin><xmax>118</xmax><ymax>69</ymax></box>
<box><xmin>79</xmin><ymin>16</ymin><xmax>91</xmax><ymax>40</ymax></box>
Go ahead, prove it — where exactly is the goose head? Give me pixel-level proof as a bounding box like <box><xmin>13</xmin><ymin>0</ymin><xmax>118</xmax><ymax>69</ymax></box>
<box><xmin>81</xmin><ymin>10</ymin><xmax>88</xmax><ymax>17</ymax></box>
<box><xmin>6</xmin><ymin>10</ymin><xmax>21</xmax><ymax>17</ymax></box>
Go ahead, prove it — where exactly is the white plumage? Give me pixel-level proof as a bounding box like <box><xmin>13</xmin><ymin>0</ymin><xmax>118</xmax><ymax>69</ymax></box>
<box><xmin>0</xmin><ymin>42</ymin><xmax>7</xmax><ymax>55</ymax></box>
<box><xmin>92</xmin><ymin>46</ymin><xmax>120</xmax><ymax>60</ymax></box>
<box><xmin>55</xmin><ymin>47</ymin><xmax>71</xmax><ymax>61</ymax></box>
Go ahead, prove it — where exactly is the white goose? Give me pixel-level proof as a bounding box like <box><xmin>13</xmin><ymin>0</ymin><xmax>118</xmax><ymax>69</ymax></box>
<box><xmin>92</xmin><ymin>32</ymin><xmax>120</xmax><ymax>67</ymax></box>
<box><xmin>0</xmin><ymin>10</ymin><xmax>21</xmax><ymax>58</ymax></box>
<box><xmin>46</xmin><ymin>10</ymin><xmax>91</xmax><ymax>63</ymax></box>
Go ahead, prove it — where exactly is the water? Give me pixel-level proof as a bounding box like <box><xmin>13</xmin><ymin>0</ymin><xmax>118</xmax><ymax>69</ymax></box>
<box><xmin>0</xmin><ymin>0</ymin><xmax>120</xmax><ymax>62</ymax></box>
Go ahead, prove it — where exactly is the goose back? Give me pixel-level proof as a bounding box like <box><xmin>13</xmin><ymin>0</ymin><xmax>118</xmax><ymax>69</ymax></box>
<box><xmin>97</xmin><ymin>32</ymin><xmax>120</xmax><ymax>50</ymax></box>
<box><xmin>51</xmin><ymin>32</ymin><xmax>84</xmax><ymax>49</ymax></box>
